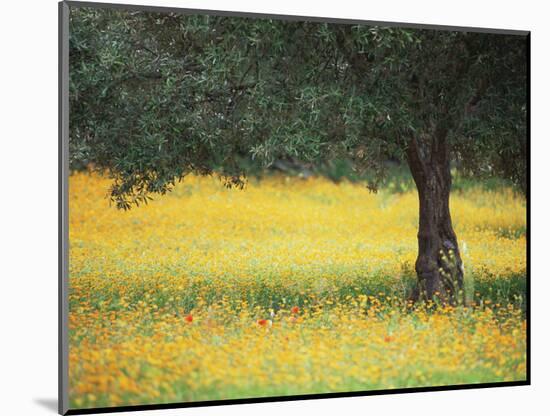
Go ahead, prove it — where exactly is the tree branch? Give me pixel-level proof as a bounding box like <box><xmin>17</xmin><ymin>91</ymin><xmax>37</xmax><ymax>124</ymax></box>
<box><xmin>464</xmin><ymin>78</ymin><xmax>489</xmax><ymax>116</ymax></box>
<box><xmin>406</xmin><ymin>136</ymin><xmax>428</xmax><ymax>190</ymax></box>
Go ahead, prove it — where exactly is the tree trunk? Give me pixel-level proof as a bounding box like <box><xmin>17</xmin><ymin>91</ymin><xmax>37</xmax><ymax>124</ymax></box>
<box><xmin>406</xmin><ymin>133</ymin><xmax>465</xmax><ymax>304</ymax></box>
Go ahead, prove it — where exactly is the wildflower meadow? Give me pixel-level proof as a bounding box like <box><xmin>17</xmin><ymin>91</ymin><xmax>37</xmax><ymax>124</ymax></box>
<box><xmin>68</xmin><ymin>172</ymin><xmax>527</xmax><ymax>408</ymax></box>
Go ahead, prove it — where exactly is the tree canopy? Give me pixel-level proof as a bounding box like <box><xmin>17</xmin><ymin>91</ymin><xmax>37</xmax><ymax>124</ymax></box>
<box><xmin>69</xmin><ymin>7</ymin><xmax>528</xmax><ymax>209</ymax></box>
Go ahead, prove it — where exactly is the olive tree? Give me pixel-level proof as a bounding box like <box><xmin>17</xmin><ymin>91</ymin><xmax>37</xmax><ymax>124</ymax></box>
<box><xmin>69</xmin><ymin>6</ymin><xmax>528</xmax><ymax>303</ymax></box>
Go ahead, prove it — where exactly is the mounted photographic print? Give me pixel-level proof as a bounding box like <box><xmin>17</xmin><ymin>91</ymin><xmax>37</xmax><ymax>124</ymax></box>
<box><xmin>59</xmin><ymin>1</ymin><xmax>530</xmax><ymax>414</ymax></box>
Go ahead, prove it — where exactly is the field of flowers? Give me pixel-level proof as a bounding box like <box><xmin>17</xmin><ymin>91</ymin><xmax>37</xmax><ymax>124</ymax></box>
<box><xmin>68</xmin><ymin>172</ymin><xmax>527</xmax><ymax>409</ymax></box>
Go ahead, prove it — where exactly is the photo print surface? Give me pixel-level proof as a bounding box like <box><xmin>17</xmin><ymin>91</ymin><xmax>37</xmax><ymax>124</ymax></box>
<box><xmin>61</xmin><ymin>2</ymin><xmax>529</xmax><ymax>413</ymax></box>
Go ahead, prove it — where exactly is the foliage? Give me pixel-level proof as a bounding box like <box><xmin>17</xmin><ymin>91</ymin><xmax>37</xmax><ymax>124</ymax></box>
<box><xmin>69</xmin><ymin>7</ymin><xmax>528</xmax><ymax>209</ymax></box>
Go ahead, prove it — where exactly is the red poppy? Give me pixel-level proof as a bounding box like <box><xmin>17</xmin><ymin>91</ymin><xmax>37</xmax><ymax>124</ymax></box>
<box><xmin>257</xmin><ymin>319</ymin><xmax>268</xmax><ymax>326</ymax></box>
<box><xmin>291</xmin><ymin>306</ymin><xmax>300</xmax><ymax>314</ymax></box>
<box><xmin>184</xmin><ymin>314</ymin><xmax>193</xmax><ymax>323</ymax></box>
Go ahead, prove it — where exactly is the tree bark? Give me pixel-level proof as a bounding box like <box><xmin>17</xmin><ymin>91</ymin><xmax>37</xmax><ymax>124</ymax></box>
<box><xmin>406</xmin><ymin>132</ymin><xmax>465</xmax><ymax>304</ymax></box>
